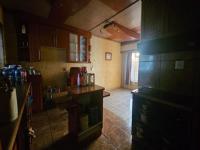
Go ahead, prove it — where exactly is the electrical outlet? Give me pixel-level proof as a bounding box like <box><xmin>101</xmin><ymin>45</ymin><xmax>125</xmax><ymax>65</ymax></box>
<box><xmin>175</xmin><ymin>60</ymin><xmax>184</xmax><ymax>70</ymax></box>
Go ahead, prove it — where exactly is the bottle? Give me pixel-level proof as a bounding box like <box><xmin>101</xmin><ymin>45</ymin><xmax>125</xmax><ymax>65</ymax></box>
<box><xmin>77</xmin><ymin>73</ymin><xmax>80</xmax><ymax>87</ymax></box>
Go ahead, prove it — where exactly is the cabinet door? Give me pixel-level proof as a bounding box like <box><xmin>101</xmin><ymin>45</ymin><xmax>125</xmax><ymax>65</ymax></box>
<box><xmin>68</xmin><ymin>33</ymin><xmax>79</xmax><ymax>62</ymax></box>
<box><xmin>79</xmin><ymin>35</ymin><xmax>87</xmax><ymax>62</ymax></box>
<box><xmin>141</xmin><ymin>0</ymin><xmax>169</xmax><ymax>40</ymax></box>
<box><xmin>56</xmin><ymin>29</ymin><xmax>68</xmax><ymax>48</ymax></box>
<box><xmin>67</xmin><ymin>33</ymin><xmax>89</xmax><ymax>62</ymax></box>
<box><xmin>28</xmin><ymin>75</ymin><xmax>43</xmax><ymax>113</ymax></box>
<box><xmin>39</xmin><ymin>25</ymin><xmax>55</xmax><ymax>47</ymax></box>
<box><xmin>29</xmin><ymin>24</ymin><xmax>40</xmax><ymax>61</ymax></box>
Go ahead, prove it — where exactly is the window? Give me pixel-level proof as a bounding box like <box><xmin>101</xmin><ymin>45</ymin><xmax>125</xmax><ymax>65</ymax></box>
<box><xmin>131</xmin><ymin>52</ymin><xmax>139</xmax><ymax>82</ymax></box>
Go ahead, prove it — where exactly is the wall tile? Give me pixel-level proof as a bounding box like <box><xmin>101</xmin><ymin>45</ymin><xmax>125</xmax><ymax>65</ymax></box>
<box><xmin>160</xmin><ymin>51</ymin><xmax>196</xmax><ymax>61</ymax></box>
<box><xmin>138</xmin><ymin>61</ymin><xmax>160</xmax><ymax>88</ymax></box>
<box><xmin>138</xmin><ymin>51</ymin><xmax>199</xmax><ymax>97</ymax></box>
<box><xmin>159</xmin><ymin>60</ymin><xmax>195</xmax><ymax>96</ymax></box>
<box><xmin>139</xmin><ymin>54</ymin><xmax>160</xmax><ymax>62</ymax></box>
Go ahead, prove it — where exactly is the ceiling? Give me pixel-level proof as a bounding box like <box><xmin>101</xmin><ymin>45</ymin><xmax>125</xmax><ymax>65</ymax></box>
<box><xmin>0</xmin><ymin>0</ymin><xmax>141</xmax><ymax>42</ymax></box>
<box><xmin>0</xmin><ymin>0</ymin><xmax>51</xmax><ymax>18</ymax></box>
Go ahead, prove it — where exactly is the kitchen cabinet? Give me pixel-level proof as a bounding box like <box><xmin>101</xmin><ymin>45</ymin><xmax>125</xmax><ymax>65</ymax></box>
<box><xmin>67</xmin><ymin>85</ymin><xmax>104</xmax><ymax>144</ymax></box>
<box><xmin>28</xmin><ymin>24</ymin><xmax>40</xmax><ymax>61</ymax></box>
<box><xmin>39</xmin><ymin>25</ymin><xmax>69</xmax><ymax>49</ymax></box>
<box><xmin>39</xmin><ymin>25</ymin><xmax>55</xmax><ymax>47</ymax></box>
<box><xmin>16</xmin><ymin>23</ymin><xmax>29</xmax><ymax>61</ymax></box>
<box><xmin>56</xmin><ymin>28</ymin><xmax>69</xmax><ymax>48</ymax></box>
<box><xmin>16</xmin><ymin>17</ymin><xmax>91</xmax><ymax>62</ymax></box>
<box><xmin>68</xmin><ymin>33</ymin><xmax>89</xmax><ymax>63</ymax></box>
<box><xmin>141</xmin><ymin>0</ymin><xmax>200</xmax><ymax>41</ymax></box>
<box><xmin>132</xmin><ymin>89</ymin><xmax>194</xmax><ymax>150</ymax></box>
<box><xmin>27</xmin><ymin>74</ymin><xmax>43</xmax><ymax>113</ymax></box>
<box><xmin>79</xmin><ymin>35</ymin><xmax>88</xmax><ymax>62</ymax></box>
<box><xmin>68</xmin><ymin>33</ymin><xmax>79</xmax><ymax>62</ymax></box>
<box><xmin>16</xmin><ymin>23</ymin><xmax>40</xmax><ymax>62</ymax></box>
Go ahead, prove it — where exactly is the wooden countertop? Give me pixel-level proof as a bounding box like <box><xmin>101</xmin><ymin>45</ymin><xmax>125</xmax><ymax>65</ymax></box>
<box><xmin>0</xmin><ymin>83</ymin><xmax>31</xmax><ymax>150</ymax></box>
<box><xmin>68</xmin><ymin>85</ymin><xmax>105</xmax><ymax>96</ymax></box>
<box><xmin>132</xmin><ymin>87</ymin><xmax>193</xmax><ymax>112</ymax></box>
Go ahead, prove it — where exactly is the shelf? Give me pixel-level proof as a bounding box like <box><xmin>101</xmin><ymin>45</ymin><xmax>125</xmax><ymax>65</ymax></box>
<box><xmin>78</xmin><ymin>122</ymin><xmax>102</xmax><ymax>142</ymax></box>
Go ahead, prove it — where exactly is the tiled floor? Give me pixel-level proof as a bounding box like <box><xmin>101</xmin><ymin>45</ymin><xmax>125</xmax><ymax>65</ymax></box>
<box><xmin>31</xmin><ymin>88</ymin><xmax>133</xmax><ymax>150</ymax></box>
<box><xmin>103</xmin><ymin>88</ymin><xmax>132</xmax><ymax>127</ymax></box>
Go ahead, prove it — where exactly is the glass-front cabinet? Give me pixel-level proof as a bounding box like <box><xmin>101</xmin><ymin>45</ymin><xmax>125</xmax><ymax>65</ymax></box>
<box><xmin>68</xmin><ymin>33</ymin><xmax>89</xmax><ymax>63</ymax></box>
<box><xmin>79</xmin><ymin>35</ymin><xmax>87</xmax><ymax>62</ymax></box>
<box><xmin>69</xmin><ymin>33</ymin><xmax>79</xmax><ymax>62</ymax></box>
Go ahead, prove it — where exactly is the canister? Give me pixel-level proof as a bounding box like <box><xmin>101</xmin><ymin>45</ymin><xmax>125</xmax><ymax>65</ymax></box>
<box><xmin>0</xmin><ymin>88</ymin><xmax>18</xmax><ymax>123</ymax></box>
<box><xmin>80</xmin><ymin>114</ymin><xmax>89</xmax><ymax>131</ymax></box>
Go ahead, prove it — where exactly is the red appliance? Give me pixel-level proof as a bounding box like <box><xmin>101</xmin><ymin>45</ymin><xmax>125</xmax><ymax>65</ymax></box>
<box><xmin>69</xmin><ymin>67</ymin><xmax>81</xmax><ymax>86</ymax></box>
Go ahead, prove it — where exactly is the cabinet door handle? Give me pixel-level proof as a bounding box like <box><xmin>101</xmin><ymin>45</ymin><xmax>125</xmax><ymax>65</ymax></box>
<box><xmin>38</xmin><ymin>49</ymin><xmax>41</xmax><ymax>61</ymax></box>
<box><xmin>54</xmin><ymin>33</ymin><xmax>57</xmax><ymax>47</ymax></box>
<box><xmin>54</xmin><ymin>36</ymin><xmax>55</xmax><ymax>47</ymax></box>
<box><xmin>56</xmin><ymin>35</ymin><xmax>58</xmax><ymax>47</ymax></box>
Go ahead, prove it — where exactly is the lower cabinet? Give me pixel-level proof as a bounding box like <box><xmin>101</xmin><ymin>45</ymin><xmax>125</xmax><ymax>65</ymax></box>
<box><xmin>15</xmin><ymin>104</ymin><xmax>31</xmax><ymax>150</ymax></box>
<box><xmin>67</xmin><ymin>88</ymin><xmax>103</xmax><ymax>145</ymax></box>
<box><xmin>28</xmin><ymin>75</ymin><xmax>43</xmax><ymax>113</ymax></box>
<box><xmin>14</xmin><ymin>85</ymin><xmax>33</xmax><ymax>150</ymax></box>
<box><xmin>132</xmin><ymin>93</ymin><xmax>192</xmax><ymax>150</ymax></box>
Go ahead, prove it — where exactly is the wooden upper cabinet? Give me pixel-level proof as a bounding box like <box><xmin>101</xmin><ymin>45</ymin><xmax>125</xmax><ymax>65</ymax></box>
<box><xmin>39</xmin><ymin>25</ymin><xmax>68</xmax><ymax>48</ymax></box>
<box><xmin>28</xmin><ymin>23</ymin><xmax>40</xmax><ymax>61</ymax></box>
<box><xmin>39</xmin><ymin>25</ymin><xmax>55</xmax><ymax>47</ymax></box>
<box><xmin>16</xmin><ymin>23</ymin><xmax>40</xmax><ymax>62</ymax></box>
<box><xmin>56</xmin><ymin>29</ymin><xmax>69</xmax><ymax>48</ymax></box>
<box><xmin>141</xmin><ymin>0</ymin><xmax>199</xmax><ymax>41</ymax></box>
<box><xmin>141</xmin><ymin>0</ymin><xmax>169</xmax><ymax>40</ymax></box>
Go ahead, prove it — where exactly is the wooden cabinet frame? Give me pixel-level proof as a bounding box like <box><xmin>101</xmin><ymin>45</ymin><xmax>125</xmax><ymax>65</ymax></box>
<box><xmin>67</xmin><ymin>33</ymin><xmax>90</xmax><ymax>63</ymax></box>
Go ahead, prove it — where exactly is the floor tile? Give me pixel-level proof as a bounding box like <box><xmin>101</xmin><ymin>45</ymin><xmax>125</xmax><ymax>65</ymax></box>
<box><xmin>31</xmin><ymin>88</ymin><xmax>133</xmax><ymax>150</ymax></box>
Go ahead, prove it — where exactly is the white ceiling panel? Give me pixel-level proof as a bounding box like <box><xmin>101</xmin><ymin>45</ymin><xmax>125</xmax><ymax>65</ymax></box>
<box><xmin>112</xmin><ymin>0</ymin><xmax>141</xmax><ymax>29</ymax></box>
<box><xmin>64</xmin><ymin>0</ymin><xmax>116</xmax><ymax>31</ymax></box>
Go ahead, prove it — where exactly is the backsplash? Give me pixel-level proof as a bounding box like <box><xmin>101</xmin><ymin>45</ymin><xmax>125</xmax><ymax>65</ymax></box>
<box><xmin>22</xmin><ymin>61</ymin><xmax>92</xmax><ymax>89</ymax></box>
<box><xmin>22</xmin><ymin>36</ymin><xmax>122</xmax><ymax>90</ymax></box>
<box><xmin>23</xmin><ymin>47</ymin><xmax>92</xmax><ymax>88</ymax></box>
<box><xmin>139</xmin><ymin>50</ymin><xmax>200</xmax><ymax>97</ymax></box>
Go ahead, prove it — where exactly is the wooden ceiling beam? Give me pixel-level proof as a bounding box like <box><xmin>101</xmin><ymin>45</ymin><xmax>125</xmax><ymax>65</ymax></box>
<box><xmin>104</xmin><ymin>21</ymin><xmax>140</xmax><ymax>41</ymax></box>
<box><xmin>112</xmin><ymin>21</ymin><xmax>140</xmax><ymax>39</ymax></box>
<box><xmin>48</xmin><ymin>0</ymin><xmax>91</xmax><ymax>24</ymax></box>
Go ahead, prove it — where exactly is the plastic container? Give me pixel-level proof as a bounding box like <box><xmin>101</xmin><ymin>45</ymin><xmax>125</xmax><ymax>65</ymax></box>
<box><xmin>0</xmin><ymin>88</ymin><xmax>18</xmax><ymax>123</ymax></box>
<box><xmin>80</xmin><ymin>114</ymin><xmax>89</xmax><ymax>131</ymax></box>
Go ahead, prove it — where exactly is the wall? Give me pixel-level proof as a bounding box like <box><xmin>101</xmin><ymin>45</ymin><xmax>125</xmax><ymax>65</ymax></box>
<box><xmin>121</xmin><ymin>41</ymin><xmax>138</xmax><ymax>52</ymax></box>
<box><xmin>23</xmin><ymin>36</ymin><xmax>121</xmax><ymax>90</ymax></box>
<box><xmin>91</xmin><ymin>36</ymin><xmax>121</xmax><ymax>90</ymax></box>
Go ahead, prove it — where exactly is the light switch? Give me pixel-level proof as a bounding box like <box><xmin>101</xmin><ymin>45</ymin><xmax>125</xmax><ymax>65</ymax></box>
<box><xmin>175</xmin><ymin>60</ymin><xmax>184</xmax><ymax>70</ymax></box>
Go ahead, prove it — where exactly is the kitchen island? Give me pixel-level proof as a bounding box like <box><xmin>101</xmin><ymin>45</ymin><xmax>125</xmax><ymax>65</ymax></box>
<box><xmin>67</xmin><ymin>85</ymin><xmax>105</xmax><ymax>144</ymax></box>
